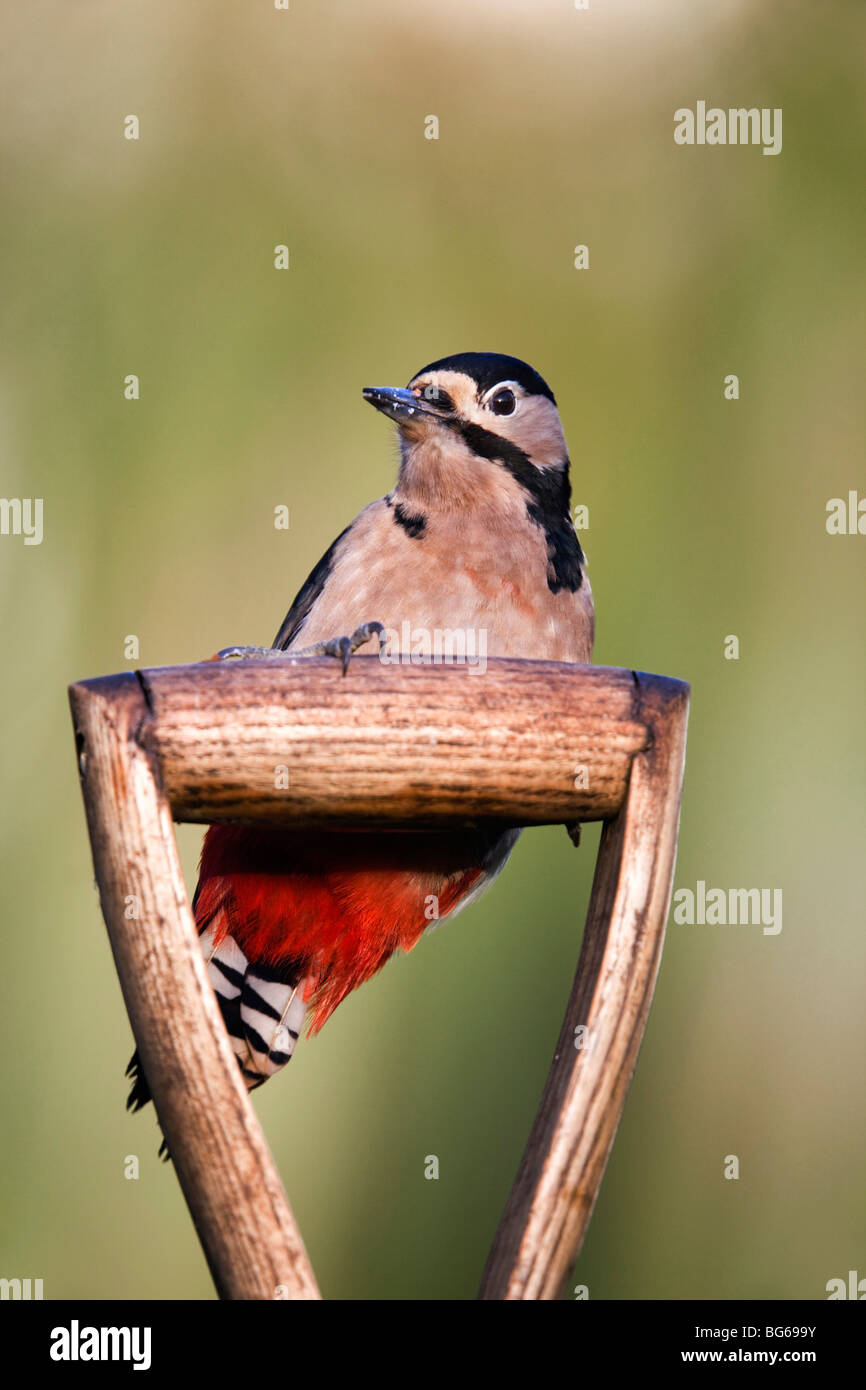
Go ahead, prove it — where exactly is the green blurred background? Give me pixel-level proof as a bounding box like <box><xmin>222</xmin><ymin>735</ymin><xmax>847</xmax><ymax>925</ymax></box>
<box><xmin>2</xmin><ymin>0</ymin><xmax>863</xmax><ymax>1300</ymax></box>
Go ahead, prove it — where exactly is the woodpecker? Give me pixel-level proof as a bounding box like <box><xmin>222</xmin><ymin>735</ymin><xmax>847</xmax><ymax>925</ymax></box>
<box><xmin>127</xmin><ymin>351</ymin><xmax>593</xmax><ymax>1115</ymax></box>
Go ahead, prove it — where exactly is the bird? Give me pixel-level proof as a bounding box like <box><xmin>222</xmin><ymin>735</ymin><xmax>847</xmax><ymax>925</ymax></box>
<box><xmin>126</xmin><ymin>351</ymin><xmax>594</xmax><ymax>1117</ymax></box>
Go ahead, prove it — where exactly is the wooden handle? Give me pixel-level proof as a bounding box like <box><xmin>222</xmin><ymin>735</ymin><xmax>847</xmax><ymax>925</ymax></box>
<box><xmin>69</xmin><ymin>673</ymin><xmax>320</xmax><ymax>1301</ymax></box>
<box><xmin>68</xmin><ymin>656</ymin><xmax>689</xmax><ymax>1301</ymax></box>
<box><xmin>478</xmin><ymin>672</ymin><xmax>690</xmax><ymax>1298</ymax></box>
<box><xmin>134</xmin><ymin>657</ymin><xmax>647</xmax><ymax>825</ymax></box>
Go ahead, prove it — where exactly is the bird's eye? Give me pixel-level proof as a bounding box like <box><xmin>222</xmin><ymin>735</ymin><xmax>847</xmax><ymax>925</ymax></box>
<box><xmin>490</xmin><ymin>387</ymin><xmax>516</xmax><ymax>416</ymax></box>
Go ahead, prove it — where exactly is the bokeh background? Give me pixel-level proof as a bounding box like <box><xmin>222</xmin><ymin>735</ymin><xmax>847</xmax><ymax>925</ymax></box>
<box><xmin>2</xmin><ymin>0</ymin><xmax>864</xmax><ymax>1300</ymax></box>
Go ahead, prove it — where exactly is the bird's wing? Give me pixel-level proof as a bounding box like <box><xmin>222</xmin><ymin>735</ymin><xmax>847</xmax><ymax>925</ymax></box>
<box><xmin>271</xmin><ymin>522</ymin><xmax>353</xmax><ymax>650</ymax></box>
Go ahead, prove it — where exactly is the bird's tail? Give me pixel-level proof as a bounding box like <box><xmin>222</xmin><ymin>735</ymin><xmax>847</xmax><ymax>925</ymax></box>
<box><xmin>124</xmin><ymin>913</ymin><xmax>309</xmax><ymax>1119</ymax></box>
<box><xmin>125</xmin><ymin>1050</ymin><xmax>152</xmax><ymax>1112</ymax></box>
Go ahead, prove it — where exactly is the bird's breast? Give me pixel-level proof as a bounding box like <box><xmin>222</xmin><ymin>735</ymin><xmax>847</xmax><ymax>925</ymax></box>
<box><xmin>289</xmin><ymin>498</ymin><xmax>593</xmax><ymax>664</ymax></box>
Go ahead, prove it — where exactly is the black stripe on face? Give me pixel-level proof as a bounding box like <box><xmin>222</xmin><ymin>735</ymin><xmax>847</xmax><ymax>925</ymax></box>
<box><xmin>393</xmin><ymin>502</ymin><xmax>427</xmax><ymax>539</ymax></box>
<box><xmin>459</xmin><ymin>423</ymin><xmax>584</xmax><ymax>594</ymax></box>
<box><xmin>420</xmin><ymin>386</ymin><xmax>455</xmax><ymax>413</ymax></box>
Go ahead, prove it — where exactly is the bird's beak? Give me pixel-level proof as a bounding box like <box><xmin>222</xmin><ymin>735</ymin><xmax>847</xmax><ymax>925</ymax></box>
<box><xmin>362</xmin><ymin>386</ymin><xmax>446</xmax><ymax>425</ymax></box>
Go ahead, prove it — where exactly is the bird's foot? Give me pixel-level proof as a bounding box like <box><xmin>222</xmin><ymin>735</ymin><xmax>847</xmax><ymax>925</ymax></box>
<box><xmin>213</xmin><ymin>622</ymin><xmax>386</xmax><ymax>676</ymax></box>
<box><xmin>292</xmin><ymin>621</ymin><xmax>386</xmax><ymax>676</ymax></box>
<box><xmin>215</xmin><ymin>645</ymin><xmax>286</xmax><ymax>661</ymax></box>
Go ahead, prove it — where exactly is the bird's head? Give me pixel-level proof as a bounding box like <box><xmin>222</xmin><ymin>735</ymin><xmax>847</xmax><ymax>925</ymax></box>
<box><xmin>363</xmin><ymin>351</ymin><xmax>570</xmax><ymax>511</ymax></box>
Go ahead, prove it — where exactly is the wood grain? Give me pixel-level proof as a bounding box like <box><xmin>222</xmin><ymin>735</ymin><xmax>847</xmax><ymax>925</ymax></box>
<box><xmin>478</xmin><ymin>671</ymin><xmax>690</xmax><ymax>1299</ymax></box>
<box><xmin>68</xmin><ymin>674</ymin><xmax>320</xmax><ymax>1301</ymax></box>
<box><xmin>136</xmin><ymin>657</ymin><xmax>648</xmax><ymax>825</ymax></box>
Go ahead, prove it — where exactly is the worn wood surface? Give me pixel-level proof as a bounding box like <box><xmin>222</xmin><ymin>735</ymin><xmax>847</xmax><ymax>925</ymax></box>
<box><xmin>136</xmin><ymin>658</ymin><xmax>648</xmax><ymax>825</ymax></box>
<box><xmin>478</xmin><ymin>672</ymin><xmax>690</xmax><ymax>1299</ymax></box>
<box><xmin>68</xmin><ymin>674</ymin><xmax>320</xmax><ymax>1301</ymax></box>
<box><xmin>69</xmin><ymin>656</ymin><xmax>688</xmax><ymax>1301</ymax></box>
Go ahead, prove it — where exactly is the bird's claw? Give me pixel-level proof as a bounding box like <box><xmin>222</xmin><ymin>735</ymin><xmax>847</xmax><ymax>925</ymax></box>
<box><xmin>294</xmin><ymin>621</ymin><xmax>387</xmax><ymax>676</ymax></box>
<box><xmin>212</xmin><ymin>626</ymin><xmax>386</xmax><ymax>675</ymax></box>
